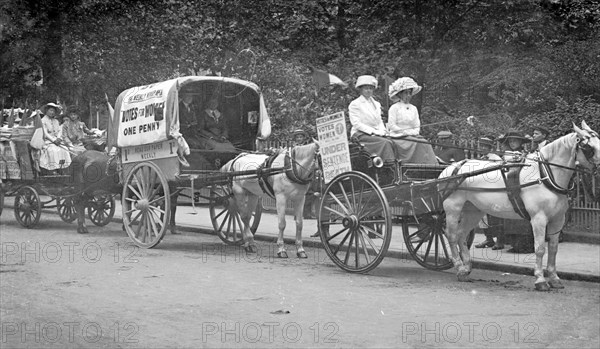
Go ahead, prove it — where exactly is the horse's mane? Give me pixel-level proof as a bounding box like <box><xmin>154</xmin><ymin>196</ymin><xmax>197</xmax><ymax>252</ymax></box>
<box><xmin>539</xmin><ymin>132</ymin><xmax>577</xmax><ymax>159</ymax></box>
<box><xmin>292</xmin><ymin>142</ymin><xmax>318</xmax><ymax>160</ymax></box>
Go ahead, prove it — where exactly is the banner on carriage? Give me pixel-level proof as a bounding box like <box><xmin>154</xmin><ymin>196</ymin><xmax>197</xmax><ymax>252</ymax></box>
<box><xmin>116</xmin><ymin>79</ymin><xmax>176</xmax><ymax>147</ymax></box>
<box><xmin>317</xmin><ymin>111</ymin><xmax>351</xmax><ymax>183</ymax></box>
<box><xmin>121</xmin><ymin>139</ymin><xmax>178</xmax><ymax>164</ymax></box>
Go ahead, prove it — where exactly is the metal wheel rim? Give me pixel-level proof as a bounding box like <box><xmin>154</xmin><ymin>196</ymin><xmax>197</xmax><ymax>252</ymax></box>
<box><xmin>14</xmin><ymin>186</ymin><xmax>42</xmax><ymax>228</ymax></box>
<box><xmin>122</xmin><ymin>162</ymin><xmax>170</xmax><ymax>248</ymax></box>
<box><xmin>209</xmin><ymin>184</ymin><xmax>262</xmax><ymax>245</ymax></box>
<box><xmin>88</xmin><ymin>194</ymin><xmax>116</xmax><ymax>226</ymax></box>
<box><xmin>318</xmin><ymin>171</ymin><xmax>392</xmax><ymax>273</ymax></box>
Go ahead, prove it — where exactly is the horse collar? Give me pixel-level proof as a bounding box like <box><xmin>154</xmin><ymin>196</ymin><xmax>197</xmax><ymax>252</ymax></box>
<box><xmin>284</xmin><ymin>148</ymin><xmax>314</xmax><ymax>185</ymax></box>
<box><xmin>538</xmin><ymin>151</ymin><xmax>570</xmax><ymax>195</ymax></box>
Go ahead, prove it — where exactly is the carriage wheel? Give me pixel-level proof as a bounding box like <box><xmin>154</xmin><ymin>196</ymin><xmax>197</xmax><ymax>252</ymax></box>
<box><xmin>14</xmin><ymin>186</ymin><xmax>42</xmax><ymax>228</ymax></box>
<box><xmin>87</xmin><ymin>194</ymin><xmax>116</xmax><ymax>226</ymax></box>
<box><xmin>122</xmin><ymin>162</ymin><xmax>170</xmax><ymax>249</ymax></box>
<box><xmin>317</xmin><ymin>171</ymin><xmax>392</xmax><ymax>273</ymax></box>
<box><xmin>57</xmin><ymin>197</ymin><xmax>77</xmax><ymax>223</ymax></box>
<box><xmin>402</xmin><ymin>212</ymin><xmax>475</xmax><ymax>271</ymax></box>
<box><xmin>209</xmin><ymin>184</ymin><xmax>262</xmax><ymax>245</ymax></box>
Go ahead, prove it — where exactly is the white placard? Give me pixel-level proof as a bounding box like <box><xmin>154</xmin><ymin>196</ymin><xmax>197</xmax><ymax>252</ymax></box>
<box><xmin>121</xmin><ymin>139</ymin><xmax>178</xmax><ymax>164</ymax></box>
<box><xmin>316</xmin><ymin>111</ymin><xmax>352</xmax><ymax>183</ymax></box>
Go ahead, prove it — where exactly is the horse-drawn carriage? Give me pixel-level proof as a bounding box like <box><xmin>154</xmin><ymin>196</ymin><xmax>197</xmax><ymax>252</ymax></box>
<box><xmin>315</xmin><ymin>120</ymin><xmax>600</xmax><ymax>290</ymax></box>
<box><xmin>0</xmin><ymin>124</ymin><xmax>115</xmax><ymax>228</ymax></box>
<box><xmin>106</xmin><ymin>76</ymin><xmax>279</xmax><ymax>248</ymax></box>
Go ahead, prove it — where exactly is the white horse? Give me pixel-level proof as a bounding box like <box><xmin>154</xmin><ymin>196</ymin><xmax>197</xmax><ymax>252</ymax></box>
<box><xmin>440</xmin><ymin>121</ymin><xmax>599</xmax><ymax>291</ymax></box>
<box><xmin>221</xmin><ymin>142</ymin><xmax>319</xmax><ymax>257</ymax></box>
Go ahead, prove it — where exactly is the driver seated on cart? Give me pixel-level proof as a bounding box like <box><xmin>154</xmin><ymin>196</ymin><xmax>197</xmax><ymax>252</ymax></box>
<box><xmin>39</xmin><ymin>102</ymin><xmax>72</xmax><ymax>174</ymax></box>
<box><xmin>198</xmin><ymin>97</ymin><xmax>236</xmax><ymax>152</ymax></box>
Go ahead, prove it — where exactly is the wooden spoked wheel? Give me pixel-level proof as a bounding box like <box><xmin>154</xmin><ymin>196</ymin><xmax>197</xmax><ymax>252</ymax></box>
<box><xmin>57</xmin><ymin>197</ymin><xmax>77</xmax><ymax>223</ymax></box>
<box><xmin>209</xmin><ymin>184</ymin><xmax>262</xmax><ymax>245</ymax></box>
<box><xmin>122</xmin><ymin>162</ymin><xmax>170</xmax><ymax>249</ymax></box>
<box><xmin>317</xmin><ymin>171</ymin><xmax>392</xmax><ymax>273</ymax></box>
<box><xmin>402</xmin><ymin>212</ymin><xmax>475</xmax><ymax>271</ymax></box>
<box><xmin>87</xmin><ymin>194</ymin><xmax>116</xmax><ymax>226</ymax></box>
<box><xmin>14</xmin><ymin>186</ymin><xmax>42</xmax><ymax>228</ymax></box>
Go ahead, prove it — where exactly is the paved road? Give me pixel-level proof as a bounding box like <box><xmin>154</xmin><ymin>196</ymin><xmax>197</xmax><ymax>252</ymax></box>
<box><xmin>1</xmin><ymin>214</ymin><xmax>599</xmax><ymax>348</ymax></box>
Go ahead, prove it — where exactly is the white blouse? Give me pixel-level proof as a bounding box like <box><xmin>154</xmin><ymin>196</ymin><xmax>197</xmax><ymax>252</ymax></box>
<box><xmin>387</xmin><ymin>102</ymin><xmax>420</xmax><ymax>137</ymax></box>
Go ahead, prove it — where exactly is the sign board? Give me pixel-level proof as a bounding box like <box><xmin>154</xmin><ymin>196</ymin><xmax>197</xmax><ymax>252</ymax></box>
<box><xmin>121</xmin><ymin>139</ymin><xmax>178</xmax><ymax>164</ymax></box>
<box><xmin>316</xmin><ymin>111</ymin><xmax>352</xmax><ymax>183</ymax></box>
<box><xmin>117</xmin><ymin>79</ymin><xmax>172</xmax><ymax>147</ymax></box>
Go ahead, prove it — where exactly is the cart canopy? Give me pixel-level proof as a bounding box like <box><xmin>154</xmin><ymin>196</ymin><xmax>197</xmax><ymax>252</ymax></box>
<box><xmin>108</xmin><ymin>76</ymin><xmax>270</xmax><ymax>149</ymax></box>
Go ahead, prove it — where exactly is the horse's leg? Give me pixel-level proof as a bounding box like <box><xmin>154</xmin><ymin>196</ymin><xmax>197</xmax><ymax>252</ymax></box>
<box><xmin>530</xmin><ymin>214</ymin><xmax>551</xmax><ymax>291</ymax></box>
<box><xmin>455</xmin><ymin>203</ymin><xmax>484</xmax><ymax>277</ymax></box>
<box><xmin>275</xmin><ymin>193</ymin><xmax>288</xmax><ymax>258</ymax></box>
<box><xmin>546</xmin><ymin>215</ymin><xmax>566</xmax><ymax>289</ymax></box>
<box><xmin>240</xmin><ymin>194</ymin><xmax>259</xmax><ymax>253</ymax></box>
<box><xmin>74</xmin><ymin>193</ymin><xmax>89</xmax><ymax>234</ymax></box>
<box><xmin>444</xmin><ymin>197</ymin><xmax>469</xmax><ymax>281</ymax></box>
<box><xmin>293</xmin><ymin>195</ymin><xmax>307</xmax><ymax>258</ymax></box>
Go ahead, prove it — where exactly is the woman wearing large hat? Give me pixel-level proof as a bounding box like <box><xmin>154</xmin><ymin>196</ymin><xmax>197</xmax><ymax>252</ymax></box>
<box><xmin>386</xmin><ymin>77</ymin><xmax>437</xmax><ymax>164</ymax></box>
<box><xmin>62</xmin><ymin>105</ymin><xmax>98</xmax><ymax>154</ymax></box>
<box><xmin>348</xmin><ymin>75</ymin><xmax>396</xmax><ymax>164</ymax></box>
<box><xmin>499</xmin><ymin>130</ymin><xmax>528</xmax><ymax>158</ymax></box>
<box><xmin>39</xmin><ymin>102</ymin><xmax>71</xmax><ymax>172</ymax></box>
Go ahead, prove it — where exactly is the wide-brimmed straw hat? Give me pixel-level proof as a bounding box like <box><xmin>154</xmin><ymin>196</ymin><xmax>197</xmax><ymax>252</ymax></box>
<box><xmin>388</xmin><ymin>77</ymin><xmax>422</xmax><ymax>98</ymax></box>
<box><xmin>41</xmin><ymin>102</ymin><xmax>62</xmax><ymax>115</ymax></box>
<box><xmin>499</xmin><ymin>130</ymin><xmax>528</xmax><ymax>143</ymax></box>
<box><xmin>292</xmin><ymin>129</ymin><xmax>308</xmax><ymax>137</ymax></box>
<box><xmin>355</xmin><ymin>75</ymin><xmax>378</xmax><ymax>89</ymax></box>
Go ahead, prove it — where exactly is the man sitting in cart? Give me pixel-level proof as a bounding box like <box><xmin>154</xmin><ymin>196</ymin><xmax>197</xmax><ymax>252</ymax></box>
<box><xmin>199</xmin><ymin>97</ymin><xmax>236</xmax><ymax>152</ymax></box>
<box><xmin>178</xmin><ymin>89</ymin><xmax>203</xmax><ymax>148</ymax></box>
<box><xmin>39</xmin><ymin>102</ymin><xmax>72</xmax><ymax>174</ymax></box>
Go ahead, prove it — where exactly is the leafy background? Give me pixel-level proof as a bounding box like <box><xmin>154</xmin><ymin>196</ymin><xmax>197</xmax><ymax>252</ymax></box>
<box><xmin>1</xmin><ymin>0</ymin><xmax>599</xmax><ymax>142</ymax></box>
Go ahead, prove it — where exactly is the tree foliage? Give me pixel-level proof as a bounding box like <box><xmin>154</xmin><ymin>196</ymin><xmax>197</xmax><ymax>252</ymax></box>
<box><xmin>1</xmin><ymin>0</ymin><xmax>599</xmax><ymax>139</ymax></box>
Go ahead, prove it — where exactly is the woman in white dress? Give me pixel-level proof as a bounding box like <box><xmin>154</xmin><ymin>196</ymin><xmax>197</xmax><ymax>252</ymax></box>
<box><xmin>39</xmin><ymin>103</ymin><xmax>71</xmax><ymax>172</ymax></box>
<box><xmin>386</xmin><ymin>77</ymin><xmax>437</xmax><ymax>164</ymax></box>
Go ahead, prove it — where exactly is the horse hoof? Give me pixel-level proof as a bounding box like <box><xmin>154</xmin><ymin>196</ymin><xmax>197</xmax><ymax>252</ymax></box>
<box><xmin>548</xmin><ymin>279</ymin><xmax>565</xmax><ymax>289</ymax></box>
<box><xmin>296</xmin><ymin>251</ymin><xmax>308</xmax><ymax>259</ymax></box>
<box><xmin>245</xmin><ymin>245</ymin><xmax>257</xmax><ymax>253</ymax></box>
<box><xmin>77</xmin><ymin>228</ymin><xmax>89</xmax><ymax>235</ymax></box>
<box><xmin>535</xmin><ymin>281</ymin><xmax>551</xmax><ymax>291</ymax></box>
<box><xmin>277</xmin><ymin>251</ymin><xmax>288</xmax><ymax>258</ymax></box>
<box><xmin>171</xmin><ymin>229</ymin><xmax>180</xmax><ymax>235</ymax></box>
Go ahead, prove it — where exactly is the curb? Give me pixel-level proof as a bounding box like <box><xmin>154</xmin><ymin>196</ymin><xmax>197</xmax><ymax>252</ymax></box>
<box><xmin>4</xmin><ymin>205</ymin><xmax>599</xmax><ymax>283</ymax></box>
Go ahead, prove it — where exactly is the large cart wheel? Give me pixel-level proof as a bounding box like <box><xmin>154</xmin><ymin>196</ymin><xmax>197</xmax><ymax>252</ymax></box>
<box><xmin>209</xmin><ymin>184</ymin><xmax>262</xmax><ymax>245</ymax></box>
<box><xmin>87</xmin><ymin>194</ymin><xmax>116</xmax><ymax>226</ymax></box>
<box><xmin>14</xmin><ymin>186</ymin><xmax>42</xmax><ymax>228</ymax></box>
<box><xmin>317</xmin><ymin>171</ymin><xmax>392</xmax><ymax>273</ymax></box>
<box><xmin>122</xmin><ymin>162</ymin><xmax>171</xmax><ymax>249</ymax></box>
<box><xmin>402</xmin><ymin>212</ymin><xmax>475</xmax><ymax>271</ymax></box>
<box><xmin>57</xmin><ymin>197</ymin><xmax>77</xmax><ymax>223</ymax></box>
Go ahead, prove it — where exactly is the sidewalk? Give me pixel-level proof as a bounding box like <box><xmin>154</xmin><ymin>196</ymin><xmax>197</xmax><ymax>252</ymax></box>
<box><xmin>121</xmin><ymin>202</ymin><xmax>600</xmax><ymax>283</ymax></box>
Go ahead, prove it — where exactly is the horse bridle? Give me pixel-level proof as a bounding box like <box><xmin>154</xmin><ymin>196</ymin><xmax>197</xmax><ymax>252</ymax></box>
<box><xmin>576</xmin><ymin>130</ymin><xmax>599</xmax><ymax>175</ymax></box>
<box><xmin>285</xmin><ymin>147</ymin><xmax>318</xmax><ymax>185</ymax></box>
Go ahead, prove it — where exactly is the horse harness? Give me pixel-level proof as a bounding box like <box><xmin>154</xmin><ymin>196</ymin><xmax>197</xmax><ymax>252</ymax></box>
<box><xmin>230</xmin><ymin>148</ymin><xmax>315</xmax><ymax>199</ymax></box>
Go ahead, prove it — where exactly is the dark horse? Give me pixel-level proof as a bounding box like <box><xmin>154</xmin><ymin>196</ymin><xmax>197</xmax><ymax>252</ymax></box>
<box><xmin>70</xmin><ymin>150</ymin><xmax>180</xmax><ymax>234</ymax></box>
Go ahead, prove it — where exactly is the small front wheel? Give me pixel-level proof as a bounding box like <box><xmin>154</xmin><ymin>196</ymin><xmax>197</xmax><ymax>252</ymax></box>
<box><xmin>14</xmin><ymin>186</ymin><xmax>42</xmax><ymax>228</ymax></box>
<box><xmin>88</xmin><ymin>194</ymin><xmax>116</xmax><ymax>226</ymax></box>
<box><xmin>57</xmin><ymin>197</ymin><xmax>77</xmax><ymax>223</ymax></box>
<box><xmin>209</xmin><ymin>184</ymin><xmax>262</xmax><ymax>245</ymax></box>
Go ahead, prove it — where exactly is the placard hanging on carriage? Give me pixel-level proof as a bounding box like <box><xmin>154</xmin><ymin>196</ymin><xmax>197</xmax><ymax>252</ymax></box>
<box><xmin>116</xmin><ymin>79</ymin><xmax>175</xmax><ymax>147</ymax></box>
<box><xmin>121</xmin><ymin>139</ymin><xmax>179</xmax><ymax>164</ymax></box>
<box><xmin>316</xmin><ymin>111</ymin><xmax>352</xmax><ymax>183</ymax></box>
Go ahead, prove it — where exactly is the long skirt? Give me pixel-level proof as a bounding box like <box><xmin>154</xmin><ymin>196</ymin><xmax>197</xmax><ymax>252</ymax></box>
<box><xmin>391</xmin><ymin>135</ymin><xmax>437</xmax><ymax>164</ymax></box>
<box><xmin>39</xmin><ymin>143</ymin><xmax>71</xmax><ymax>170</ymax></box>
<box><xmin>353</xmin><ymin>132</ymin><xmax>396</xmax><ymax>164</ymax></box>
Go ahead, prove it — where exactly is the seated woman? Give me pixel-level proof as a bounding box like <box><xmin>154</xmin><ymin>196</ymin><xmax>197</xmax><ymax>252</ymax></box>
<box><xmin>39</xmin><ymin>102</ymin><xmax>71</xmax><ymax>173</ymax></box>
<box><xmin>386</xmin><ymin>77</ymin><xmax>437</xmax><ymax>164</ymax></box>
<box><xmin>348</xmin><ymin>75</ymin><xmax>396</xmax><ymax>164</ymax></box>
<box><xmin>199</xmin><ymin>98</ymin><xmax>236</xmax><ymax>152</ymax></box>
<box><xmin>62</xmin><ymin>105</ymin><xmax>98</xmax><ymax>154</ymax></box>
